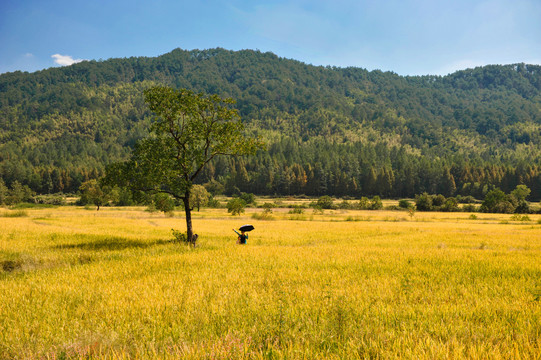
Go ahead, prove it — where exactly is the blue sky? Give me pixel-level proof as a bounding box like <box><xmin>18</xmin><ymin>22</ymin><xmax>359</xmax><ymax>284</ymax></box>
<box><xmin>1</xmin><ymin>0</ymin><xmax>540</xmax><ymax>76</ymax></box>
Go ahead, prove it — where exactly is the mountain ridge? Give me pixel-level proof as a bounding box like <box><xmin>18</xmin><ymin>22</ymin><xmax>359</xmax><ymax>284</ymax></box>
<box><xmin>1</xmin><ymin>48</ymin><xmax>540</xmax><ymax>199</ymax></box>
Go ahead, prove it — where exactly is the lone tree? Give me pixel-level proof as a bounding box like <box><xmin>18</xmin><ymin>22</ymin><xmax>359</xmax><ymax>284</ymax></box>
<box><xmin>106</xmin><ymin>86</ymin><xmax>264</xmax><ymax>243</ymax></box>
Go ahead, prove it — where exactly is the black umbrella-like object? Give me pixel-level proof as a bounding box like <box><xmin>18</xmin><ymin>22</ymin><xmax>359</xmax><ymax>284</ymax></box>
<box><xmin>239</xmin><ymin>224</ymin><xmax>255</xmax><ymax>232</ymax></box>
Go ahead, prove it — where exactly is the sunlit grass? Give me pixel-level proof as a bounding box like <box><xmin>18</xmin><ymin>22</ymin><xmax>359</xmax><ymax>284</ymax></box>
<box><xmin>1</xmin><ymin>206</ymin><xmax>540</xmax><ymax>359</ymax></box>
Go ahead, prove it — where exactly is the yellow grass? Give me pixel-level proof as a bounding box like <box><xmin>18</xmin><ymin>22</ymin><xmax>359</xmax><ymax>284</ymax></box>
<box><xmin>1</xmin><ymin>206</ymin><xmax>540</xmax><ymax>359</ymax></box>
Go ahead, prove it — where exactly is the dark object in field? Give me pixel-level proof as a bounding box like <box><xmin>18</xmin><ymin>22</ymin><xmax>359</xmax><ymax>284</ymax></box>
<box><xmin>239</xmin><ymin>224</ymin><xmax>255</xmax><ymax>232</ymax></box>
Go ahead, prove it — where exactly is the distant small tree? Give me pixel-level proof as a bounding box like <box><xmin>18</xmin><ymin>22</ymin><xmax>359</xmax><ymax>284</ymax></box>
<box><xmin>115</xmin><ymin>187</ymin><xmax>135</xmax><ymax>206</ymax></box>
<box><xmin>262</xmin><ymin>202</ymin><xmax>273</xmax><ymax>214</ymax></box>
<box><xmin>441</xmin><ymin>197</ymin><xmax>459</xmax><ymax>212</ymax></box>
<box><xmin>190</xmin><ymin>185</ymin><xmax>210</xmax><ymax>211</ymax></box>
<box><xmin>79</xmin><ymin>179</ymin><xmax>111</xmax><ymax>210</ymax></box>
<box><xmin>227</xmin><ymin>198</ymin><xmax>246</xmax><ymax>216</ymax></box>
<box><xmin>338</xmin><ymin>200</ymin><xmax>352</xmax><ymax>209</ymax></box>
<box><xmin>204</xmin><ymin>179</ymin><xmax>225</xmax><ymax>196</ymax></box>
<box><xmin>370</xmin><ymin>196</ymin><xmax>383</xmax><ymax>210</ymax></box>
<box><xmin>5</xmin><ymin>181</ymin><xmax>34</xmax><ymax>205</ymax></box>
<box><xmin>240</xmin><ymin>192</ymin><xmax>256</xmax><ymax>206</ymax></box>
<box><xmin>511</xmin><ymin>185</ymin><xmax>531</xmax><ymax>202</ymax></box>
<box><xmin>153</xmin><ymin>193</ymin><xmax>175</xmax><ymax>215</ymax></box>
<box><xmin>358</xmin><ymin>197</ymin><xmax>370</xmax><ymax>210</ymax></box>
<box><xmin>408</xmin><ymin>207</ymin><xmax>416</xmax><ymax>219</ymax></box>
<box><xmin>415</xmin><ymin>193</ymin><xmax>433</xmax><ymax>211</ymax></box>
<box><xmin>511</xmin><ymin>185</ymin><xmax>531</xmax><ymax>214</ymax></box>
<box><xmin>398</xmin><ymin>199</ymin><xmax>412</xmax><ymax>209</ymax></box>
<box><xmin>0</xmin><ymin>179</ymin><xmax>9</xmax><ymax>205</ymax></box>
<box><xmin>316</xmin><ymin>195</ymin><xmax>334</xmax><ymax>209</ymax></box>
<box><xmin>480</xmin><ymin>188</ymin><xmax>515</xmax><ymax>213</ymax></box>
<box><xmin>432</xmin><ymin>194</ymin><xmax>446</xmax><ymax>208</ymax></box>
<box><xmin>514</xmin><ymin>200</ymin><xmax>530</xmax><ymax>214</ymax></box>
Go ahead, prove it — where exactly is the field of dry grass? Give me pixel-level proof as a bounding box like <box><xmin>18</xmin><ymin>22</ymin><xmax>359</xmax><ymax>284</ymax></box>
<box><xmin>1</xmin><ymin>205</ymin><xmax>540</xmax><ymax>359</ymax></box>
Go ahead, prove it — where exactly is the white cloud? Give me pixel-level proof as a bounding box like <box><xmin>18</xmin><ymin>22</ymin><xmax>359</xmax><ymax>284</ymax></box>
<box><xmin>51</xmin><ymin>54</ymin><xmax>85</xmax><ymax>66</ymax></box>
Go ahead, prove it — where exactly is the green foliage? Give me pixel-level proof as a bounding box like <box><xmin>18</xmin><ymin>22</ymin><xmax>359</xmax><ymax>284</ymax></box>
<box><xmin>463</xmin><ymin>204</ymin><xmax>478</xmax><ymax>212</ymax></box>
<box><xmin>262</xmin><ymin>202</ymin><xmax>274</xmax><ymax>213</ymax></box>
<box><xmin>206</xmin><ymin>195</ymin><xmax>222</xmax><ymax>208</ymax></box>
<box><xmin>370</xmin><ymin>196</ymin><xmax>383</xmax><ymax>210</ymax></box>
<box><xmin>190</xmin><ymin>185</ymin><xmax>210</xmax><ymax>211</ymax></box>
<box><xmin>398</xmin><ymin>199</ymin><xmax>412</xmax><ymax>209</ymax></box>
<box><xmin>239</xmin><ymin>192</ymin><xmax>256</xmax><ymax>206</ymax></box>
<box><xmin>315</xmin><ymin>195</ymin><xmax>334</xmax><ymax>209</ymax></box>
<box><xmin>510</xmin><ymin>214</ymin><xmax>531</xmax><ymax>222</ymax></box>
<box><xmin>227</xmin><ymin>198</ymin><xmax>246</xmax><ymax>216</ymax></box>
<box><xmin>514</xmin><ymin>200</ymin><xmax>531</xmax><ymax>214</ymax></box>
<box><xmin>441</xmin><ymin>197</ymin><xmax>460</xmax><ymax>212</ymax></box>
<box><xmin>2</xmin><ymin>181</ymin><xmax>34</xmax><ymax>205</ymax></box>
<box><xmin>288</xmin><ymin>206</ymin><xmax>305</xmax><ymax>214</ymax></box>
<box><xmin>415</xmin><ymin>193</ymin><xmax>459</xmax><ymax>212</ymax></box>
<box><xmin>105</xmin><ymin>86</ymin><xmax>264</xmax><ymax>239</ymax></box>
<box><xmin>203</xmin><ymin>180</ymin><xmax>225</xmax><ymax>196</ymax></box>
<box><xmin>0</xmin><ymin>179</ymin><xmax>7</xmax><ymax>205</ymax></box>
<box><xmin>153</xmin><ymin>193</ymin><xmax>175</xmax><ymax>216</ymax></box>
<box><xmin>32</xmin><ymin>194</ymin><xmax>66</xmax><ymax>205</ymax></box>
<box><xmin>511</xmin><ymin>185</ymin><xmax>531</xmax><ymax>202</ymax></box>
<box><xmin>171</xmin><ymin>229</ymin><xmax>193</xmax><ymax>245</ymax></box>
<box><xmin>415</xmin><ymin>193</ymin><xmax>433</xmax><ymax>211</ymax></box>
<box><xmin>358</xmin><ymin>197</ymin><xmax>370</xmax><ymax>210</ymax></box>
<box><xmin>78</xmin><ymin>179</ymin><xmax>113</xmax><ymax>210</ymax></box>
<box><xmin>457</xmin><ymin>195</ymin><xmax>476</xmax><ymax>204</ymax></box>
<box><xmin>252</xmin><ymin>203</ymin><xmax>274</xmax><ymax>220</ymax></box>
<box><xmin>1</xmin><ymin>49</ymin><xmax>541</xmax><ymax>200</ymax></box>
<box><xmin>481</xmin><ymin>189</ymin><xmax>516</xmax><ymax>214</ymax></box>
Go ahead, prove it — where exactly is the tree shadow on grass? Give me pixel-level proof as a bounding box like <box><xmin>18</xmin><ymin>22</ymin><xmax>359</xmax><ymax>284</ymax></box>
<box><xmin>52</xmin><ymin>235</ymin><xmax>172</xmax><ymax>251</ymax></box>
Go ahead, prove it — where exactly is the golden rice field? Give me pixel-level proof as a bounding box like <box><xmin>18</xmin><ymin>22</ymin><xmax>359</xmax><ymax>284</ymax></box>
<box><xmin>0</xmin><ymin>205</ymin><xmax>540</xmax><ymax>359</ymax></box>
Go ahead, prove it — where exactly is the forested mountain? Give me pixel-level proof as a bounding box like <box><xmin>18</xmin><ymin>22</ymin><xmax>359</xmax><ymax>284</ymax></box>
<box><xmin>1</xmin><ymin>48</ymin><xmax>541</xmax><ymax>199</ymax></box>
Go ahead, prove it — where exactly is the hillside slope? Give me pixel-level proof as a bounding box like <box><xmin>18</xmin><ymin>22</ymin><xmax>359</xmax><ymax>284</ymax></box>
<box><xmin>1</xmin><ymin>48</ymin><xmax>540</xmax><ymax>198</ymax></box>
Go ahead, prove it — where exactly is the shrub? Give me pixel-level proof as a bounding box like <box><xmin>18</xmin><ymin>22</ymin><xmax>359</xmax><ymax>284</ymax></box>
<box><xmin>171</xmin><ymin>229</ymin><xmax>188</xmax><ymax>243</ymax></box>
<box><xmin>415</xmin><ymin>193</ymin><xmax>433</xmax><ymax>211</ymax></box>
<box><xmin>458</xmin><ymin>195</ymin><xmax>476</xmax><ymax>204</ymax></box>
<box><xmin>153</xmin><ymin>193</ymin><xmax>175</xmax><ymax>216</ymax></box>
<box><xmin>171</xmin><ymin>229</ymin><xmax>198</xmax><ymax>245</ymax></box>
<box><xmin>514</xmin><ymin>200</ymin><xmax>530</xmax><ymax>214</ymax></box>
<box><xmin>227</xmin><ymin>198</ymin><xmax>246</xmax><ymax>216</ymax></box>
<box><xmin>510</xmin><ymin>214</ymin><xmax>531</xmax><ymax>222</ymax></box>
<box><xmin>441</xmin><ymin>197</ymin><xmax>459</xmax><ymax>212</ymax></box>
<box><xmin>370</xmin><ymin>196</ymin><xmax>383</xmax><ymax>210</ymax></box>
<box><xmin>251</xmin><ymin>212</ymin><xmax>273</xmax><ymax>220</ymax></box>
<box><xmin>32</xmin><ymin>195</ymin><xmax>66</xmax><ymax>205</ymax></box>
<box><xmin>338</xmin><ymin>200</ymin><xmax>353</xmax><ymax>209</ymax></box>
<box><xmin>432</xmin><ymin>194</ymin><xmax>446</xmax><ymax>207</ymax></box>
<box><xmin>462</xmin><ymin>204</ymin><xmax>478</xmax><ymax>212</ymax></box>
<box><xmin>356</xmin><ymin>197</ymin><xmax>369</xmax><ymax>210</ymax></box>
<box><xmin>207</xmin><ymin>196</ymin><xmax>222</xmax><ymax>208</ymax></box>
<box><xmin>312</xmin><ymin>206</ymin><xmax>324</xmax><ymax>215</ymax></box>
<box><xmin>480</xmin><ymin>188</ymin><xmax>516</xmax><ymax>213</ymax></box>
<box><xmin>252</xmin><ymin>202</ymin><xmax>274</xmax><ymax>220</ymax></box>
<box><xmin>398</xmin><ymin>199</ymin><xmax>412</xmax><ymax>209</ymax></box>
<box><xmin>288</xmin><ymin>206</ymin><xmax>304</xmax><ymax>214</ymax></box>
<box><xmin>316</xmin><ymin>195</ymin><xmax>334</xmax><ymax>209</ymax></box>
<box><xmin>240</xmin><ymin>192</ymin><xmax>256</xmax><ymax>206</ymax></box>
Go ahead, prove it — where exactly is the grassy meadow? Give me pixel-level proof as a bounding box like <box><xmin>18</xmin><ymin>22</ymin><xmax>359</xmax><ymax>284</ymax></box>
<box><xmin>0</xmin><ymin>205</ymin><xmax>540</xmax><ymax>359</ymax></box>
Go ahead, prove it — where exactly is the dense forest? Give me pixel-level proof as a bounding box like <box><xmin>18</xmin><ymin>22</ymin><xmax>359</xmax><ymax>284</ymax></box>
<box><xmin>1</xmin><ymin>48</ymin><xmax>541</xmax><ymax>200</ymax></box>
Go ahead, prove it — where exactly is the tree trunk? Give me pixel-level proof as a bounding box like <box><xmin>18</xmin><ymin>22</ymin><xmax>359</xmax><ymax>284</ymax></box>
<box><xmin>183</xmin><ymin>192</ymin><xmax>194</xmax><ymax>246</ymax></box>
